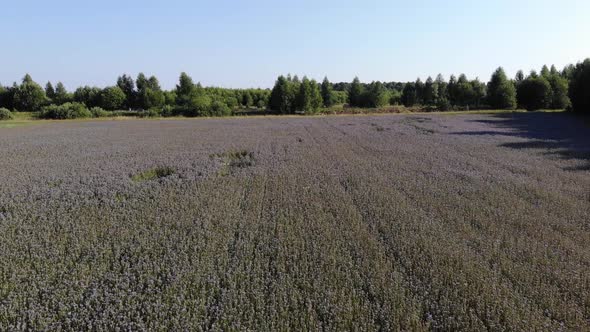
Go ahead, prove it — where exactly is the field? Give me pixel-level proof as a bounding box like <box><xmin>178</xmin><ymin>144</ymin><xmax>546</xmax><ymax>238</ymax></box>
<box><xmin>0</xmin><ymin>112</ymin><xmax>589</xmax><ymax>330</ymax></box>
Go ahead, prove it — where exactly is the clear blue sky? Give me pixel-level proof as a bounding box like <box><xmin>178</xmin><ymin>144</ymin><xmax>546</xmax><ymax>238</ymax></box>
<box><xmin>1</xmin><ymin>0</ymin><xmax>589</xmax><ymax>90</ymax></box>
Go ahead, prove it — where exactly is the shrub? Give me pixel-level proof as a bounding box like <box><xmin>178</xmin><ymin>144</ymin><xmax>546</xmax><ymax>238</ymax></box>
<box><xmin>90</xmin><ymin>107</ymin><xmax>110</xmax><ymax>118</ymax></box>
<box><xmin>39</xmin><ymin>102</ymin><xmax>92</xmax><ymax>119</ymax></box>
<box><xmin>0</xmin><ymin>108</ymin><xmax>13</xmax><ymax>120</ymax></box>
<box><xmin>161</xmin><ymin>105</ymin><xmax>174</xmax><ymax>117</ymax></box>
<box><xmin>139</xmin><ymin>108</ymin><xmax>163</xmax><ymax>118</ymax></box>
<box><xmin>206</xmin><ymin>101</ymin><xmax>232</xmax><ymax>117</ymax></box>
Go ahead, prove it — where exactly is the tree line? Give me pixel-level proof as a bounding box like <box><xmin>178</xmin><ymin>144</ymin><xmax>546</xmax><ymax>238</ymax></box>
<box><xmin>0</xmin><ymin>58</ymin><xmax>588</xmax><ymax>119</ymax></box>
<box><xmin>0</xmin><ymin>73</ymin><xmax>270</xmax><ymax>119</ymax></box>
<box><xmin>264</xmin><ymin>60</ymin><xmax>589</xmax><ymax>114</ymax></box>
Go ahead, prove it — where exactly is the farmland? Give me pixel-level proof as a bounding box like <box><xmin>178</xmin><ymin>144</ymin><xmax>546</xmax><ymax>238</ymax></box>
<box><xmin>0</xmin><ymin>112</ymin><xmax>589</xmax><ymax>330</ymax></box>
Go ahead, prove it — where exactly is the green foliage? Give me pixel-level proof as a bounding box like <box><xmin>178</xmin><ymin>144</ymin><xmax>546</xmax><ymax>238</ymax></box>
<box><xmin>206</xmin><ymin>100</ymin><xmax>232</xmax><ymax>117</ymax></box>
<box><xmin>99</xmin><ymin>86</ymin><xmax>126</xmax><ymax>110</ymax></box>
<box><xmin>389</xmin><ymin>89</ymin><xmax>402</xmax><ymax>105</ymax></box>
<box><xmin>54</xmin><ymin>82</ymin><xmax>72</xmax><ymax>105</ymax></box>
<box><xmin>13</xmin><ymin>74</ymin><xmax>46</xmax><ymax>112</ymax></box>
<box><xmin>348</xmin><ymin>77</ymin><xmax>364</xmax><ymax>107</ymax></box>
<box><xmin>163</xmin><ymin>90</ymin><xmax>177</xmax><ymax>106</ymax></box>
<box><xmin>90</xmin><ymin>107</ymin><xmax>110</xmax><ymax>118</ymax></box>
<box><xmin>74</xmin><ymin>86</ymin><xmax>102</xmax><ymax>108</ymax></box>
<box><xmin>0</xmin><ymin>85</ymin><xmax>12</xmax><ymax>109</ymax></box>
<box><xmin>547</xmin><ymin>74</ymin><xmax>570</xmax><ymax>109</ymax></box>
<box><xmin>181</xmin><ymin>94</ymin><xmax>212</xmax><ymax>117</ymax></box>
<box><xmin>568</xmin><ymin>58</ymin><xmax>590</xmax><ymax>114</ymax></box>
<box><xmin>269</xmin><ymin>75</ymin><xmax>293</xmax><ymax>113</ymax></box>
<box><xmin>321</xmin><ymin>77</ymin><xmax>335</xmax><ymax>107</ymax></box>
<box><xmin>516</xmin><ymin>76</ymin><xmax>552</xmax><ymax>111</ymax></box>
<box><xmin>401</xmin><ymin>83</ymin><xmax>417</xmax><ymax>107</ymax></box>
<box><xmin>117</xmin><ymin>74</ymin><xmax>136</xmax><ymax>109</ymax></box>
<box><xmin>0</xmin><ymin>107</ymin><xmax>13</xmax><ymax>120</ymax></box>
<box><xmin>365</xmin><ymin>81</ymin><xmax>389</xmax><ymax>108</ymax></box>
<box><xmin>423</xmin><ymin>77</ymin><xmax>438</xmax><ymax>105</ymax></box>
<box><xmin>242</xmin><ymin>91</ymin><xmax>253</xmax><ymax>108</ymax></box>
<box><xmin>39</xmin><ymin>102</ymin><xmax>92</xmax><ymax>119</ymax></box>
<box><xmin>136</xmin><ymin>73</ymin><xmax>165</xmax><ymax>110</ymax></box>
<box><xmin>176</xmin><ymin>72</ymin><xmax>196</xmax><ymax>107</ymax></box>
<box><xmin>45</xmin><ymin>82</ymin><xmax>56</xmax><ymax>101</ymax></box>
<box><xmin>296</xmin><ymin>77</ymin><xmax>323</xmax><ymax>114</ymax></box>
<box><xmin>332</xmin><ymin>91</ymin><xmax>348</xmax><ymax>105</ymax></box>
<box><xmin>515</xmin><ymin>70</ymin><xmax>525</xmax><ymax>84</ymax></box>
<box><xmin>487</xmin><ymin>67</ymin><xmax>517</xmax><ymax>109</ymax></box>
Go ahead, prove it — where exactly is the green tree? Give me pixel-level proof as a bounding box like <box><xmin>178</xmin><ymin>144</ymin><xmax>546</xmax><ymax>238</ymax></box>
<box><xmin>516</xmin><ymin>75</ymin><xmax>551</xmax><ymax>111</ymax></box>
<box><xmin>242</xmin><ymin>91</ymin><xmax>253</xmax><ymax>108</ymax></box>
<box><xmin>401</xmin><ymin>82</ymin><xmax>417</xmax><ymax>107</ymax></box>
<box><xmin>487</xmin><ymin>67</ymin><xmax>517</xmax><ymax>109</ymax></box>
<box><xmin>414</xmin><ymin>78</ymin><xmax>424</xmax><ymax>105</ymax></box>
<box><xmin>163</xmin><ymin>91</ymin><xmax>177</xmax><ymax>106</ymax></box>
<box><xmin>471</xmin><ymin>78</ymin><xmax>486</xmax><ymax>108</ymax></box>
<box><xmin>568</xmin><ymin>58</ymin><xmax>590</xmax><ymax>114</ymax></box>
<box><xmin>296</xmin><ymin>77</ymin><xmax>323</xmax><ymax>114</ymax></box>
<box><xmin>365</xmin><ymin>81</ymin><xmax>389</xmax><ymax>108</ymax></box>
<box><xmin>348</xmin><ymin>77</ymin><xmax>364</xmax><ymax>107</ymax></box>
<box><xmin>455</xmin><ymin>74</ymin><xmax>474</xmax><ymax>107</ymax></box>
<box><xmin>389</xmin><ymin>89</ymin><xmax>402</xmax><ymax>105</ymax></box>
<box><xmin>176</xmin><ymin>72</ymin><xmax>196</xmax><ymax>107</ymax></box>
<box><xmin>435</xmin><ymin>74</ymin><xmax>449</xmax><ymax>109</ymax></box>
<box><xmin>0</xmin><ymin>85</ymin><xmax>8</xmax><ymax>109</ymax></box>
<box><xmin>117</xmin><ymin>74</ymin><xmax>136</xmax><ymax>109</ymax></box>
<box><xmin>562</xmin><ymin>64</ymin><xmax>575</xmax><ymax>80</ymax></box>
<box><xmin>547</xmin><ymin>74</ymin><xmax>570</xmax><ymax>109</ymax></box>
<box><xmin>269</xmin><ymin>75</ymin><xmax>292</xmax><ymax>113</ymax></box>
<box><xmin>515</xmin><ymin>70</ymin><xmax>525</xmax><ymax>85</ymax></box>
<box><xmin>74</xmin><ymin>86</ymin><xmax>101</xmax><ymax>108</ymax></box>
<box><xmin>136</xmin><ymin>74</ymin><xmax>164</xmax><ymax>109</ymax></box>
<box><xmin>13</xmin><ymin>74</ymin><xmax>46</xmax><ymax>112</ymax></box>
<box><xmin>423</xmin><ymin>77</ymin><xmax>438</xmax><ymax>105</ymax></box>
<box><xmin>99</xmin><ymin>86</ymin><xmax>126</xmax><ymax>110</ymax></box>
<box><xmin>448</xmin><ymin>75</ymin><xmax>458</xmax><ymax>105</ymax></box>
<box><xmin>54</xmin><ymin>82</ymin><xmax>71</xmax><ymax>105</ymax></box>
<box><xmin>540</xmin><ymin>65</ymin><xmax>550</xmax><ymax>78</ymax></box>
<box><xmin>45</xmin><ymin>82</ymin><xmax>56</xmax><ymax>101</ymax></box>
<box><xmin>321</xmin><ymin>77</ymin><xmax>334</xmax><ymax>107</ymax></box>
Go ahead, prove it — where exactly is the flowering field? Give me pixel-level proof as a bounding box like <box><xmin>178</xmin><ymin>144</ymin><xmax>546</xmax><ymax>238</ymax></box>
<box><xmin>0</xmin><ymin>112</ymin><xmax>588</xmax><ymax>330</ymax></box>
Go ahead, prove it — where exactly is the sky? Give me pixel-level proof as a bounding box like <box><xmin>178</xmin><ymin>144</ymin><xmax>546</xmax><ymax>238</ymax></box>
<box><xmin>1</xmin><ymin>0</ymin><xmax>589</xmax><ymax>90</ymax></box>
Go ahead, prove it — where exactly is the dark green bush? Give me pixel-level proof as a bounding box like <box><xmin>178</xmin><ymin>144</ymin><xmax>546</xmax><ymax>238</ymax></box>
<box><xmin>39</xmin><ymin>102</ymin><xmax>92</xmax><ymax>119</ymax></box>
<box><xmin>0</xmin><ymin>108</ymin><xmax>13</xmax><ymax>120</ymax></box>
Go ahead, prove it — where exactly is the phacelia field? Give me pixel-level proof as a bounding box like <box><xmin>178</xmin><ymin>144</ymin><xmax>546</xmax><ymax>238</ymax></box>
<box><xmin>0</xmin><ymin>112</ymin><xmax>588</xmax><ymax>331</ymax></box>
